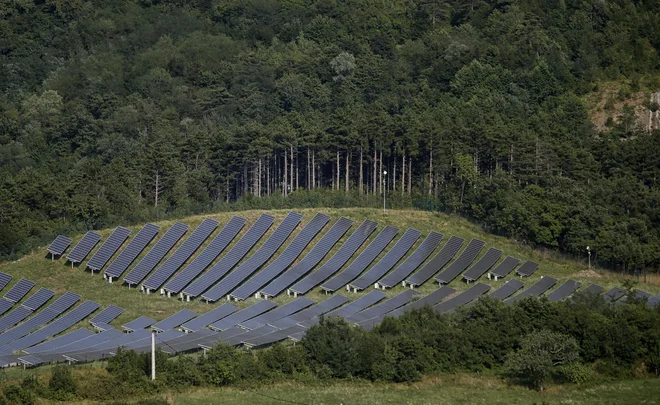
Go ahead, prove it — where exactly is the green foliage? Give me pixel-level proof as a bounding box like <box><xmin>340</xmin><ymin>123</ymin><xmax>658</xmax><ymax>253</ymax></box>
<box><xmin>504</xmin><ymin>330</ymin><xmax>580</xmax><ymax>390</ymax></box>
<box><xmin>48</xmin><ymin>365</ymin><xmax>77</xmax><ymax>401</ymax></box>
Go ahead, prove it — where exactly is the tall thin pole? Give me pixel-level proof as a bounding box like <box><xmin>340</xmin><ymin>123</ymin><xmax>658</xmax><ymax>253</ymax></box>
<box><xmin>383</xmin><ymin>171</ymin><xmax>387</xmax><ymax>214</ymax></box>
<box><xmin>151</xmin><ymin>331</ymin><xmax>156</xmax><ymax>381</ymax></box>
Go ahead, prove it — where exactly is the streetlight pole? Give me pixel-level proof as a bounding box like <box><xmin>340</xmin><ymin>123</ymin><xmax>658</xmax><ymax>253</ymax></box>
<box><xmin>586</xmin><ymin>246</ymin><xmax>591</xmax><ymax>270</ymax></box>
<box><xmin>383</xmin><ymin>171</ymin><xmax>387</xmax><ymax>214</ymax></box>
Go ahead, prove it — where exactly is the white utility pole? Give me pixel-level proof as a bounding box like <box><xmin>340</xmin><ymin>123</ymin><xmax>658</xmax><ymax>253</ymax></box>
<box><xmin>383</xmin><ymin>171</ymin><xmax>387</xmax><ymax>214</ymax></box>
<box><xmin>151</xmin><ymin>330</ymin><xmax>156</xmax><ymax>381</ymax></box>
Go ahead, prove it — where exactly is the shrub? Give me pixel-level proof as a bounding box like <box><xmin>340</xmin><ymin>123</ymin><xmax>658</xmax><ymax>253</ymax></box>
<box><xmin>48</xmin><ymin>365</ymin><xmax>77</xmax><ymax>400</ymax></box>
<box><xmin>259</xmin><ymin>343</ymin><xmax>309</xmax><ymax>375</ymax></box>
<box><xmin>554</xmin><ymin>363</ymin><xmax>592</xmax><ymax>384</ymax></box>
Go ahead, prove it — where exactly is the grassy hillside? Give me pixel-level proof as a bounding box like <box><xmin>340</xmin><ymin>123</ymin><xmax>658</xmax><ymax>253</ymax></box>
<box><xmin>0</xmin><ymin>208</ymin><xmax>656</xmax><ymax>328</ymax></box>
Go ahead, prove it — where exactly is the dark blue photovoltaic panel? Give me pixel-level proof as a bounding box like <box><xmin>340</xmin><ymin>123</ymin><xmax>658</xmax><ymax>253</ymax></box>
<box><xmin>124</xmin><ymin>222</ymin><xmax>189</xmax><ymax>285</ymax></box>
<box><xmin>4</xmin><ymin>279</ymin><xmax>36</xmax><ymax>302</ymax></box>
<box><xmin>122</xmin><ymin>316</ymin><xmax>156</xmax><ymax>332</ymax></box>
<box><xmin>0</xmin><ymin>273</ymin><xmax>11</xmax><ymax>293</ymax></box>
<box><xmin>242</xmin><ymin>324</ymin><xmax>306</xmax><ymax>348</ymax></box>
<box><xmin>288</xmin><ymin>220</ymin><xmax>378</xmax><ymax>296</ymax></box>
<box><xmin>66</xmin><ymin>232</ymin><xmax>101</xmax><ymax>264</ymax></box>
<box><xmin>434</xmin><ymin>283</ymin><xmax>491</xmax><ymax>313</ymax></box>
<box><xmin>164</xmin><ymin>217</ymin><xmax>246</xmax><ymax>295</ymax></box>
<box><xmin>603</xmin><ymin>287</ymin><xmax>626</xmax><ymax>302</ymax></box>
<box><xmin>489</xmin><ymin>256</ymin><xmax>521</xmax><ymax>278</ymax></box>
<box><xmin>104</xmin><ymin>223</ymin><xmax>160</xmax><ymax>279</ymax></box>
<box><xmin>504</xmin><ymin>276</ymin><xmax>558</xmax><ymax>304</ymax></box>
<box><xmin>462</xmin><ymin>248</ymin><xmax>503</xmax><ymax>282</ymax></box>
<box><xmin>434</xmin><ymin>238</ymin><xmax>485</xmax><ymax>285</ymax></box>
<box><xmin>23</xmin><ymin>328</ymin><xmax>95</xmax><ymax>354</ymax></box>
<box><xmin>182</xmin><ymin>214</ymin><xmax>274</xmax><ymax>298</ymax></box>
<box><xmin>0</xmin><ymin>299</ymin><xmax>13</xmax><ymax>317</ymax></box>
<box><xmin>143</xmin><ymin>218</ymin><xmax>219</xmax><ymax>291</ymax></box>
<box><xmin>321</xmin><ymin>226</ymin><xmax>399</xmax><ymax>293</ymax></box>
<box><xmin>180</xmin><ymin>304</ymin><xmax>238</xmax><ymax>332</ymax></box>
<box><xmin>579</xmin><ymin>284</ymin><xmax>604</xmax><ymax>296</ymax></box>
<box><xmin>515</xmin><ymin>260</ymin><xmax>540</xmax><ymax>277</ymax></box>
<box><xmin>48</xmin><ymin>235</ymin><xmax>72</xmax><ymax>256</ymax></box>
<box><xmin>239</xmin><ymin>298</ymin><xmax>314</xmax><ymax>330</ymax></box>
<box><xmin>157</xmin><ymin>329</ymin><xmax>218</xmax><ymax>353</ymax></box>
<box><xmin>21</xmin><ymin>288</ymin><xmax>54</xmax><ymax>311</ymax></box>
<box><xmin>488</xmin><ymin>279</ymin><xmax>525</xmax><ymax>301</ymax></box>
<box><xmin>261</xmin><ymin>217</ymin><xmax>353</xmax><ymax>298</ymax></box>
<box><xmin>41</xmin><ymin>329</ymin><xmax>123</xmax><ymax>355</ymax></box>
<box><xmin>225</xmin><ymin>325</ymin><xmax>278</xmax><ymax>346</ymax></box>
<box><xmin>202</xmin><ymin>212</ymin><xmax>303</xmax><ymax>302</ymax></box>
<box><xmin>87</xmin><ymin>227</ymin><xmax>131</xmax><ymax>271</ymax></box>
<box><xmin>45</xmin><ymin>292</ymin><xmax>81</xmax><ymax>315</ymax></box>
<box><xmin>377</xmin><ymin>232</ymin><xmax>443</xmax><ymax>289</ymax></box>
<box><xmin>647</xmin><ymin>295</ymin><xmax>660</xmax><ymax>308</ymax></box>
<box><xmin>151</xmin><ymin>309</ymin><xmax>198</xmax><ymax>332</ymax></box>
<box><xmin>269</xmin><ymin>295</ymin><xmax>351</xmax><ymax>329</ymax></box>
<box><xmin>349</xmin><ymin>229</ymin><xmax>421</xmax><ymax>292</ymax></box>
<box><xmin>208</xmin><ymin>301</ymin><xmax>277</xmax><ymax>332</ymax></box>
<box><xmin>547</xmin><ymin>280</ymin><xmax>582</xmax><ymax>302</ymax></box>
<box><xmin>405</xmin><ymin>236</ymin><xmax>464</xmax><ymax>287</ymax></box>
<box><xmin>90</xmin><ymin>305</ymin><xmax>124</xmax><ymax>325</ymax></box>
<box><xmin>345</xmin><ymin>289</ymin><xmax>420</xmax><ymax>324</ymax></box>
<box><xmin>230</xmin><ymin>214</ymin><xmax>328</xmax><ymax>300</ymax></box>
<box><xmin>0</xmin><ymin>306</ymin><xmax>32</xmax><ymax>333</ymax></box>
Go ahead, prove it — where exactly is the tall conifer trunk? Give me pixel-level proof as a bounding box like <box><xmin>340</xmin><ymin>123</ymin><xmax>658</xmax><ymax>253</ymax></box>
<box><xmin>359</xmin><ymin>147</ymin><xmax>363</xmax><ymax>194</ymax></box>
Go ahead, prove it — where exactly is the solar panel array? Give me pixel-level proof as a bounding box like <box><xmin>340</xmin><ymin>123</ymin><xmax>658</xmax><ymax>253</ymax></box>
<box><xmin>90</xmin><ymin>305</ymin><xmax>124</xmax><ymax>325</ymax></box>
<box><xmin>24</xmin><ymin>328</ymin><xmax>95</xmax><ymax>354</ymax></box>
<box><xmin>239</xmin><ymin>298</ymin><xmax>314</xmax><ymax>330</ymax></box>
<box><xmin>104</xmin><ymin>223</ymin><xmax>160</xmax><ymax>280</ymax></box>
<box><xmin>183</xmin><ymin>214</ymin><xmax>274</xmax><ymax>298</ymax></box>
<box><xmin>504</xmin><ymin>276</ymin><xmax>557</xmax><ymax>304</ymax></box>
<box><xmin>301</xmin><ymin>290</ymin><xmax>387</xmax><ymax>327</ymax></box>
<box><xmin>209</xmin><ymin>300</ymin><xmax>277</xmax><ymax>331</ymax></box>
<box><xmin>349</xmin><ymin>229</ymin><xmax>421</xmax><ymax>292</ymax></box>
<box><xmin>181</xmin><ymin>304</ymin><xmax>238</xmax><ymax>332</ymax></box>
<box><xmin>435</xmin><ymin>238</ymin><xmax>485</xmax><ymax>285</ymax></box>
<box><xmin>143</xmin><ymin>218</ymin><xmax>219</xmax><ymax>291</ymax></box>
<box><xmin>270</xmin><ymin>295</ymin><xmax>350</xmax><ymax>328</ymax></box>
<box><xmin>547</xmin><ymin>280</ymin><xmax>582</xmax><ymax>302</ymax></box>
<box><xmin>164</xmin><ymin>216</ymin><xmax>246</xmax><ymax>295</ymax></box>
<box><xmin>516</xmin><ymin>260</ymin><xmax>540</xmax><ymax>277</ymax></box>
<box><xmin>202</xmin><ymin>212</ymin><xmax>303</xmax><ymax>302</ymax></box>
<box><xmin>0</xmin><ymin>273</ymin><xmax>11</xmax><ymax>293</ymax></box>
<box><xmin>124</xmin><ymin>222</ymin><xmax>189</xmax><ymax>286</ymax></box>
<box><xmin>0</xmin><ymin>300</ymin><xmax>13</xmax><ymax>317</ymax></box>
<box><xmin>434</xmin><ymin>283</ymin><xmax>491</xmax><ymax>313</ymax></box>
<box><xmin>0</xmin><ymin>306</ymin><xmax>32</xmax><ymax>333</ymax></box>
<box><xmin>152</xmin><ymin>309</ymin><xmax>198</xmax><ymax>332</ymax></box>
<box><xmin>489</xmin><ymin>256</ymin><xmax>521</xmax><ymax>279</ymax></box>
<box><xmin>489</xmin><ymin>279</ymin><xmax>525</xmax><ymax>300</ymax></box>
<box><xmin>288</xmin><ymin>220</ymin><xmax>378</xmax><ymax>296</ymax></box>
<box><xmin>345</xmin><ymin>289</ymin><xmax>420</xmax><ymax>324</ymax></box>
<box><xmin>5</xmin><ymin>279</ymin><xmax>36</xmax><ymax>302</ymax></box>
<box><xmin>260</xmin><ymin>217</ymin><xmax>353</xmax><ymax>299</ymax></box>
<box><xmin>21</xmin><ymin>288</ymin><xmax>54</xmax><ymax>311</ymax></box>
<box><xmin>405</xmin><ymin>236</ymin><xmax>464</xmax><ymax>287</ymax></box>
<box><xmin>87</xmin><ymin>227</ymin><xmax>131</xmax><ymax>271</ymax></box>
<box><xmin>66</xmin><ymin>232</ymin><xmax>101</xmax><ymax>264</ymax></box>
<box><xmin>462</xmin><ymin>248</ymin><xmax>502</xmax><ymax>282</ymax></box>
<box><xmin>377</xmin><ymin>232</ymin><xmax>443</xmax><ymax>288</ymax></box>
<box><xmin>122</xmin><ymin>315</ymin><xmax>156</xmax><ymax>332</ymax></box>
<box><xmin>321</xmin><ymin>226</ymin><xmax>399</xmax><ymax>293</ymax></box>
<box><xmin>603</xmin><ymin>287</ymin><xmax>626</xmax><ymax>302</ymax></box>
<box><xmin>579</xmin><ymin>283</ymin><xmax>604</xmax><ymax>295</ymax></box>
<box><xmin>230</xmin><ymin>214</ymin><xmax>329</xmax><ymax>300</ymax></box>
<box><xmin>47</xmin><ymin>236</ymin><xmax>72</xmax><ymax>257</ymax></box>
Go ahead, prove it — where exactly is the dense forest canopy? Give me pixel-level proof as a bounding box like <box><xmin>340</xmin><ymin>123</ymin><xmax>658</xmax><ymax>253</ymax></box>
<box><xmin>1</xmin><ymin>0</ymin><xmax>660</xmax><ymax>270</ymax></box>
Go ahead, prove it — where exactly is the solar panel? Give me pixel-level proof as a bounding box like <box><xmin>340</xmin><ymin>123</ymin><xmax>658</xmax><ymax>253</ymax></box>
<box><xmin>226</xmin><ymin>325</ymin><xmax>279</xmax><ymax>346</ymax></box>
<box><xmin>242</xmin><ymin>325</ymin><xmax>306</xmax><ymax>348</ymax></box>
<box><xmin>151</xmin><ymin>309</ymin><xmax>198</xmax><ymax>332</ymax></box>
<box><xmin>45</xmin><ymin>292</ymin><xmax>81</xmax><ymax>315</ymax></box>
<box><xmin>4</xmin><ymin>279</ymin><xmax>36</xmax><ymax>302</ymax></box>
<box><xmin>547</xmin><ymin>280</ymin><xmax>582</xmax><ymax>302</ymax></box>
<box><xmin>579</xmin><ymin>283</ymin><xmax>604</xmax><ymax>295</ymax></box>
<box><xmin>647</xmin><ymin>295</ymin><xmax>660</xmax><ymax>308</ymax></box>
<box><xmin>321</xmin><ymin>226</ymin><xmax>399</xmax><ymax>293</ymax></box>
<box><xmin>489</xmin><ymin>256</ymin><xmax>521</xmax><ymax>279</ymax></box>
<box><xmin>603</xmin><ymin>287</ymin><xmax>626</xmax><ymax>302</ymax></box>
<box><xmin>66</xmin><ymin>232</ymin><xmax>101</xmax><ymax>264</ymax></box>
<box><xmin>0</xmin><ymin>299</ymin><xmax>13</xmax><ymax>317</ymax></box>
<box><xmin>49</xmin><ymin>329</ymin><xmax>124</xmax><ymax>354</ymax></box>
<box><xmin>239</xmin><ymin>298</ymin><xmax>314</xmax><ymax>330</ymax></box>
<box><xmin>515</xmin><ymin>260</ymin><xmax>540</xmax><ymax>277</ymax></box>
<box><xmin>104</xmin><ymin>223</ymin><xmax>160</xmax><ymax>280</ymax></box>
<box><xmin>462</xmin><ymin>248</ymin><xmax>503</xmax><ymax>282</ymax></box>
<box><xmin>182</xmin><ymin>214</ymin><xmax>274</xmax><ymax>299</ymax></box>
<box><xmin>159</xmin><ymin>329</ymin><xmax>218</xmax><ymax>353</ymax></box>
<box><xmin>78</xmin><ymin>329</ymin><xmax>152</xmax><ymax>353</ymax></box>
<box><xmin>143</xmin><ymin>218</ymin><xmax>219</xmax><ymax>292</ymax></box>
<box><xmin>24</xmin><ymin>329</ymin><xmax>95</xmax><ymax>354</ymax></box>
<box><xmin>47</xmin><ymin>235</ymin><xmax>72</xmax><ymax>257</ymax></box>
<box><xmin>0</xmin><ymin>301</ymin><xmax>100</xmax><ymax>356</ymax></box>
<box><xmin>124</xmin><ymin>222</ymin><xmax>188</xmax><ymax>286</ymax></box>
<box><xmin>230</xmin><ymin>214</ymin><xmax>329</xmax><ymax>300</ymax></box>
<box><xmin>618</xmin><ymin>289</ymin><xmax>653</xmax><ymax>305</ymax></box>
<box><xmin>405</xmin><ymin>236</ymin><xmax>465</xmax><ymax>287</ymax></box>
<box><xmin>0</xmin><ymin>306</ymin><xmax>32</xmax><ymax>333</ymax></box>
<box><xmin>260</xmin><ymin>217</ymin><xmax>353</xmax><ymax>299</ymax></box>
<box><xmin>21</xmin><ymin>288</ymin><xmax>54</xmax><ymax>311</ymax></box>
<box><xmin>92</xmin><ymin>322</ymin><xmax>114</xmax><ymax>331</ymax></box>
<box><xmin>18</xmin><ymin>355</ymin><xmax>44</xmax><ymax>366</ymax></box>
<box><xmin>87</xmin><ymin>227</ymin><xmax>131</xmax><ymax>271</ymax></box>
<box><xmin>434</xmin><ymin>239</ymin><xmax>485</xmax><ymax>285</ymax></box>
<box><xmin>300</xmin><ymin>290</ymin><xmax>387</xmax><ymax>327</ymax></box>
<box><xmin>377</xmin><ymin>232</ymin><xmax>443</xmax><ymax>289</ymax></box>
<box><xmin>489</xmin><ymin>279</ymin><xmax>525</xmax><ymax>300</ymax></box>
<box><xmin>208</xmin><ymin>301</ymin><xmax>277</xmax><ymax>331</ymax></box>
<box><xmin>345</xmin><ymin>289</ymin><xmax>420</xmax><ymax>324</ymax></box>
<box><xmin>202</xmin><ymin>212</ymin><xmax>303</xmax><ymax>302</ymax></box>
<box><xmin>90</xmin><ymin>305</ymin><xmax>124</xmax><ymax>325</ymax></box>
<box><xmin>288</xmin><ymin>220</ymin><xmax>378</xmax><ymax>296</ymax></box>
<box><xmin>125</xmin><ymin>329</ymin><xmax>185</xmax><ymax>350</ymax></box>
<box><xmin>504</xmin><ymin>276</ymin><xmax>558</xmax><ymax>304</ymax></box>
<box><xmin>122</xmin><ymin>316</ymin><xmax>156</xmax><ymax>332</ymax></box>
<box><xmin>434</xmin><ymin>283</ymin><xmax>491</xmax><ymax>313</ymax></box>
<box><xmin>349</xmin><ymin>229</ymin><xmax>421</xmax><ymax>292</ymax></box>
<box><xmin>269</xmin><ymin>295</ymin><xmax>351</xmax><ymax>328</ymax></box>
<box><xmin>164</xmin><ymin>216</ymin><xmax>246</xmax><ymax>295</ymax></box>
<box><xmin>0</xmin><ymin>273</ymin><xmax>11</xmax><ymax>293</ymax></box>
<box><xmin>180</xmin><ymin>304</ymin><xmax>238</xmax><ymax>332</ymax></box>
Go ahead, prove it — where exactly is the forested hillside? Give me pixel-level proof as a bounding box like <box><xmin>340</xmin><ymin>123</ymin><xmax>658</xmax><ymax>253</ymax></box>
<box><xmin>1</xmin><ymin>0</ymin><xmax>659</xmax><ymax>271</ymax></box>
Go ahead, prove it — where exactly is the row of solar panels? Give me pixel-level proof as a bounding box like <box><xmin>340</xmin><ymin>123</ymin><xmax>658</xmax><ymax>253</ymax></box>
<box><xmin>4</xmin><ymin>275</ymin><xmax>657</xmax><ymax>368</ymax></box>
<box><xmin>48</xmin><ymin>213</ymin><xmax>542</xmax><ymax>303</ymax></box>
